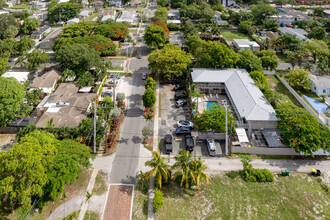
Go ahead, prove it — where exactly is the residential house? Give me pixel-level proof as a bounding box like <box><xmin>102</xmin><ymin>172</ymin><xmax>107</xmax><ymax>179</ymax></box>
<box><xmin>67</xmin><ymin>18</ymin><xmax>80</xmax><ymax>25</ymax></box>
<box><xmin>233</xmin><ymin>39</ymin><xmax>260</xmax><ymax>52</ymax></box>
<box><xmin>308</xmin><ymin>75</ymin><xmax>330</xmax><ymax>102</ymax></box>
<box><xmin>5</xmin><ymin>0</ymin><xmax>20</xmax><ymax>7</ymax></box>
<box><xmin>268</xmin><ymin>7</ymin><xmax>311</xmax><ymax>25</ymax></box>
<box><xmin>39</xmin><ymin>27</ymin><xmax>62</xmax><ymax>49</ymax></box>
<box><xmin>101</xmin><ymin>10</ymin><xmax>116</xmax><ymax>22</ymax></box>
<box><xmin>324</xmin><ymin>10</ymin><xmax>330</xmax><ymax>18</ymax></box>
<box><xmin>31</xmin><ymin>25</ymin><xmax>51</xmax><ymax>40</ymax></box>
<box><xmin>30</xmin><ymin>10</ymin><xmax>48</xmax><ymax>20</ymax></box>
<box><xmin>32</xmin><ymin>69</ymin><xmax>61</xmax><ymax>94</ymax></box>
<box><xmin>117</xmin><ymin>10</ymin><xmax>136</xmax><ymax>23</ymax></box>
<box><xmin>0</xmin><ymin>117</ymin><xmax>36</xmax><ymax>133</ymax></box>
<box><xmin>36</xmin><ymin>83</ymin><xmax>96</xmax><ymax>128</ymax></box>
<box><xmin>0</xmin><ymin>10</ymin><xmax>9</xmax><ymax>15</ymax></box>
<box><xmin>109</xmin><ymin>0</ymin><xmax>122</xmax><ymax>8</ymax></box>
<box><xmin>278</xmin><ymin>27</ymin><xmax>309</xmax><ymax>41</ymax></box>
<box><xmin>78</xmin><ymin>10</ymin><xmax>92</xmax><ymax>20</ymax></box>
<box><xmin>222</xmin><ymin>0</ymin><xmax>236</xmax><ymax>6</ymax></box>
<box><xmin>92</xmin><ymin>0</ymin><xmax>104</xmax><ymax>9</ymax></box>
<box><xmin>2</xmin><ymin>71</ymin><xmax>29</xmax><ymax>83</ymax></box>
<box><xmin>168</xmin><ymin>10</ymin><xmax>180</xmax><ymax>20</ymax></box>
<box><xmin>169</xmin><ymin>32</ymin><xmax>185</xmax><ymax>47</ymax></box>
<box><xmin>191</xmin><ymin>68</ymin><xmax>279</xmax><ymax>131</ymax></box>
<box><xmin>30</xmin><ymin>1</ymin><xmax>47</xmax><ymax>9</ymax></box>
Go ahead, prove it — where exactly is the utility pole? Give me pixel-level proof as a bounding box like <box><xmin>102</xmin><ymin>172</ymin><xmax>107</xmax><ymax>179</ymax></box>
<box><xmin>94</xmin><ymin>101</ymin><xmax>97</xmax><ymax>153</ymax></box>
<box><xmin>222</xmin><ymin>99</ymin><xmax>228</xmax><ymax>156</ymax></box>
<box><xmin>113</xmin><ymin>78</ymin><xmax>116</xmax><ymax>107</ymax></box>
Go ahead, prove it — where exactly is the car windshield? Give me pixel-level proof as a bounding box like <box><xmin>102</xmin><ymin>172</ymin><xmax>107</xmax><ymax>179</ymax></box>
<box><xmin>180</xmin><ymin>120</ymin><xmax>188</xmax><ymax>125</ymax></box>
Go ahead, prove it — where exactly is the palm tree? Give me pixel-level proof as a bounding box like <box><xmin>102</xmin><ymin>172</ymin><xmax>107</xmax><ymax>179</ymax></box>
<box><xmin>145</xmin><ymin>151</ymin><xmax>170</xmax><ymax>189</ymax></box>
<box><xmin>189</xmin><ymin>157</ymin><xmax>210</xmax><ymax>189</ymax></box>
<box><xmin>172</xmin><ymin>149</ymin><xmax>196</xmax><ymax>189</ymax></box>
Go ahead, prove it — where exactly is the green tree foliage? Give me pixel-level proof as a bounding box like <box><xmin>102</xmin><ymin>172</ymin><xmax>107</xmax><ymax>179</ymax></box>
<box><xmin>184</xmin><ymin>34</ymin><xmax>203</xmax><ymax>56</ymax></box>
<box><xmin>0</xmin><ymin>130</ymin><xmax>57</xmax><ymax>211</ymax></box>
<box><xmin>292</xmin><ymin>20</ymin><xmax>309</xmax><ymax>29</ymax></box>
<box><xmin>302</xmin><ymin>39</ymin><xmax>328</xmax><ymax>62</ymax></box>
<box><xmin>154</xmin><ymin>188</ymin><xmax>164</xmax><ymax>212</ymax></box>
<box><xmin>181</xmin><ymin>18</ymin><xmax>198</xmax><ymax>36</ymax></box>
<box><xmin>54</xmin><ymin>44</ymin><xmax>101</xmax><ymax>71</ymax></box>
<box><xmin>145</xmin><ymin>151</ymin><xmax>171</xmax><ymax>189</ymax></box>
<box><xmin>145</xmin><ymin>77</ymin><xmax>157</xmax><ymax>90</ymax></box>
<box><xmin>256</xmin><ymin>49</ymin><xmax>279</xmax><ymax>70</ymax></box>
<box><xmin>238</xmin><ymin>20</ymin><xmax>257</xmax><ymax>35</ymax></box>
<box><xmin>249</xmin><ymin>71</ymin><xmax>269</xmax><ymax>92</ymax></box>
<box><xmin>77</xmin><ymin>71</ymin><xmax>94</xmax><ymax>87</ymax></box>
<box><xmin>276</xmin><ymin>104</ymin><xmax>329</xmax><ymax>156</ymax></box>
<box><xmin>285</xmin><ymin>68</ymin><xmax>312</xmax><ymax>91</ymax></box>
<box><xmin>26</xmin><ymin>88</ymin><xmax>43</xmax><ymax>105</ymax></box>
<box><xmin>250</xmin><ymin>3</ymin><xmax>278</xmax><ymax>25</ymax></box>
<box><xmin>313</xmin><ymin>7</ymin><xmax>324</xmax><ymax>16</ymax></box>
<box><xmin>171</xmin><ymin>0</ymin><xmax>187</xmax><ymax>8</ymax></box>
<box><xmin>21</xmin><ymin>18</ymin><xmax>40</xmax><ymax>34</ymax></box>
<box><xmin>195</xmin><ymin>41</ymin><xmax>238</xmax><ymax>68</ymax></box>
<box><xmin>179</xmin><ymin>3</ymin><xmax>215</xmax><ymax>22</ymax></box>
<box><xmin>152</xmin><ymin>7</ymin><xmax>168</xmax><ymax>22</ymax></box>
<box><xmin>264</xmin><ymin>19</ymin><xmax>279</xmax><ymax>32</ymax></box>
<box><xmin>61</xmin><ymin>21</ymin><xmax>97</xmax><ymax>38</ymax></box>
<box><xmin>240</xmin><ymin>157</ymin><xmax>274</xmax><ymax>182</ymax></box>
<box><xmin>99</xmin><ymin>96</ymin><xmax>113</xmax><ymax>119</ymax></box>
<box><xmin>172</xmin><ymin>149</ymin><xmax>195</xmax><ymax>189</ymax></box>
<box><xmin>48</xmin><ymin>3</ymin><xmax>80</xmax><ymax>22</ymax></box>
<box><xmin>148</xmin><ymin>44</ymin><xmax>192</xmax><ymax>80</ymax></box>
<box><xmin>77</xmin><ymin>117</ymin><xmax>105</xmax><ymax>145</ymax></box>
<box><xmin>144</xmin><ymin>24</ymin><xmax>169</xmax><ymax>48</ymax></box>
<box><xmin>0</xmin><ymin>77</ymin><xmax>25</xmax><ymax>127</ymax></box>
<box><xmin>116</xmin><ymin>92</ymin><xmax>125</xmax><ymax>104</ymax></box>
<box><xmin>72</xmin><ymin>35</ymin><xmax>116</xmax><ymax>56</ymax></box>
<box><xmin>157</xmin><ymin>0</ymin><xmax>167</xmax><ymax>6</ymax></box>
<box><xmin>189</xmin><ymin>157</ymin><xmax>210</xmax><ymax>189</ymax></box>
<box><xmin>193</xmin><ymin>105</ymin><xmax>236</xmax><ymax>133</ymax></box>
<box><xmin>26</xmin><ymin>50</ymin><xmax>50</xmax><ymax>69</ymax></box>
<box><xmin>61</xmin><ymin>68</ymin><xmax>76</xmax><ymax>82</ymax></box>
<box><xmin>12</xmin><ymin>10</ymin><xmax>30</xmax><ymax>20</ymax></box>
<box><xmin>236</xmin><ymin>49</ymin><xmax>262</xmax><ymax>72</ymax></box>
<box><xmin>94</xmin><ymin>22</ymin><xmax>129</xmax><ymax>40</ymax></box>
<box><xmin>143</xmin><ymin>89</ymin><xmax>156</xmax><ymax>108</ymax></box>
<box><xmin>307</xmin><ymin>26</ymin><xmax>326</xmax><ymax>40</ymax></box>
<box><xmin>0</xmin><ymin>14</ymin><xmax>19</xmax><ymax>39</ymax></box>
<box><xmin>272</xmin><ymin>33</ymin><xmax>301</xmax><ymax>52</ymax></box>
<box><xmin>0</xmin><ymin>56</ymin><xmax>9</xmax><ymax>75</ymax></box>
<box><xmin>0</xmin><ymin>38</ymin><xmax>18</xmax><ymax>57</ymax></box>
<box><xmin>17</xmin><ymin>36</ymin><xmax>36</xmax><ymax>55</ymax></box>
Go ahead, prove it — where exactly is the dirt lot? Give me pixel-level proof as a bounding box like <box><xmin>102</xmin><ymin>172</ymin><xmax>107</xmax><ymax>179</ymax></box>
<box><xmin>0</xmin><ymin>134</ymin><xmax>16</xmax><ymax>151</ymax></box>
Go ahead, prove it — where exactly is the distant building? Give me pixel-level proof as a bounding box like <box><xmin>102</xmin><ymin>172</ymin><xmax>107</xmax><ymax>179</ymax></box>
<box><xmin>169</xmin><ymin>32</ymin><xmax>185</xmax><ymax>47</ymax></box>
<box><xmin>278</xmin><ymin>27</ymin><xmax>309</xmax><ymax>41</ymax></box>
<box><xmin>39</xmin><ymin>27</ymin><xmax>62</xmax><ymax>49</ymax></box>
<box><xmin>92</xmin><ymin>0</ymin><xmax>104</xmax><ymax>9</ymax></box>
<box><xmin>0</xmin><ymin>10</ymin><xmax>9</xmax><ymax>15</ymax></box>
<box><xmin>117</xmin><ymin>10</ymin><xmax>136</xmax><ymax>23</ymax></box>
<box><xmin>36</xmin><ymin>83</ymin><xmax>96</xmax><ymax>128</ymax></box>
<box><xmin>101</xmin><ymin>10</ymin><xmax>116</xmax><ymax>22</ymax></box>
<box><xmin>222</xmin><ymin>0</ymin><xmax>236</xmax><ymax>7</ymax></box>
<box><xmin>30</xmin><ymin>1</ymin><xmax>47</xmax><ymax>9</ymax></box>
<box><xmin>6</xmin><ymin>0</ymin><xmax>20</xmax><ymax>7</ymax></box>
<box><xmin>30</xmin><ymin>10</ymin><xmax>48</xmax><ymax>20</ymax></box>
<box><xmin>32</xmin><ymin>69</ymin><xmax>61</xmax><ymax>94</ymax></box>
<box><xmin>167</xmin><ymin>20</ymin><xmax>181</xmax><ymax>25</ymax></box>
<box><xmin>109</xmin><ymin>0</ymin><xmax>122</xmax><ymax>8</ymax></box>
<box><xmin>58</xmin><ymin>0</ymin><xmax>70</xmax><ymax>3</ymax></box>
<box><xmin>78</xmin><ymin>10</ymin><xmax>92</xmax><ymax>20</ymax></box>
<box><xmin>324</xmin><ymin>10</ymin><xmax>330</xmax><ymax>18</ymax></box>
<box><xmin>2</xmin><ymin>71</ymin><xmax>29</xmax><ymax>83</ymax></box>
<box><xmin>168</xmin><ymin>10</ymin><xmax>180</xmax><ymax>20</ymax></box>
<box><xmin>268</xmin><ymin>8</ymin><xmax>311</xmax><ymax>25</ymax></box>
<box><xmin>308</xmin><ymin>75</ymin><xmax>330</xmax><ymax>101</ymax></box>
<box><xmin>31</xmin><ymin>25</ymin><xmax>51</xmax><ymax>40</ymax></box>
<box><xmin>233</xmin><ymin>39</ymin><xmax>260</xmax><ymax>52</ymax></box>
<box><xmin>213</xmin><ymin>16</ymin><xmax>228</xmax><ymax>26</ymax></box>
<box><xmin>67</xmin><ymin>18</ymin><xmax>79</xmax><ymax>25</ymax></box>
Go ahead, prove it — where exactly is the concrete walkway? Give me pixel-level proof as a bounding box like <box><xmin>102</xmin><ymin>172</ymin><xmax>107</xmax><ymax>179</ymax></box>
<box><xmin>78</xmin><ymin>169</ymin><xmax>98</xmax><ymax>220</ymax></box>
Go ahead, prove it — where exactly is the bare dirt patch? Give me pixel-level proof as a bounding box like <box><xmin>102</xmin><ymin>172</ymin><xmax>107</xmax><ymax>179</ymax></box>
<box><xmin>0</xmin><ymin>134</ymin><xmax>16</xmax><ymax>151</ymax></box>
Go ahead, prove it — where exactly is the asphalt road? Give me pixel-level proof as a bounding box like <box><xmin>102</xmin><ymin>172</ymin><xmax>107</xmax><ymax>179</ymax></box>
<box><xmin>109</xmin><ymin>60</ymin><xmax>148</xmax><ymax>184</ymax></box>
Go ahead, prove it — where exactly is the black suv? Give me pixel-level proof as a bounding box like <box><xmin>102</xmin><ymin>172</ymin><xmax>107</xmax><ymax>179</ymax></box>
<box><xmin>173</xmin><ymin>84</ymin><xmax>185</xmax><ymax>91</ymax></box>
<box><xmin>185</xmin><ymin>135</ymin><xmax>194</xmax><ymax>152</ymax></box>
<box><xmin>175</xmin><ymin>127</ymin><xmax>191</xmax><ymax>135</ymax></box>
<box><xmin>168</xmin><ymin>78</ymin><xmax>180</xmax><ymax>84</ymax></box>
<box><xmin>164</xmin><ymin>134</ymin><xmax>173</xmax><ymax>154</ymax></box>
<box><xmin>174</xmin><ymin>91</ymin><xmax>187</xmax><ymax>100</ymax></box>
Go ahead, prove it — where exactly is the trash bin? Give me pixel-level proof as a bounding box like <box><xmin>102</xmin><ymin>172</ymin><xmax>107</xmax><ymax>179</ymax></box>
<box><xmin>281</xmin><ymin>168</ymin><xmax>290</xmax><ymax>176</ymax></box>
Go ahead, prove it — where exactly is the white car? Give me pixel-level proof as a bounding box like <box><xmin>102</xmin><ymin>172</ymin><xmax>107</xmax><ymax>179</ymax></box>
<box><xmin>177</xmin><ymin>120</ymin><xmax>193</xmax><ymax>128</ymax></box>
<box><xmin>206</xmin><ymin>138</ymin><xmax>216</xmax><ymax>156</ymax></box>
<box><xmin>142</xmin><ymin>73</ymin><xmax>148</xmax><ymax>80</ymax></box>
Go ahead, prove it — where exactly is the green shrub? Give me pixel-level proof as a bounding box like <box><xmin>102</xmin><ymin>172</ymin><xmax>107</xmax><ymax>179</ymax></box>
<box><xmin>154</xmin><ymin>188</ymin><xmax>164</xmax><ymax>212</ymax></box>
<box><xmin>240</xmin><ymin>158</ymin><xmax>273</xmax><ymax>182</ymax></box>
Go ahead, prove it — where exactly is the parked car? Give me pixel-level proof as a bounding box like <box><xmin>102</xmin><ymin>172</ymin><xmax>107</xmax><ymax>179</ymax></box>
<box><xmin>174</xmin><ymin>91</ymin><xmax>187</xmax><ymax>100</ymax></box>
<box><xmin>164</xmin><ymin>134</ymin><xmax>173</xmax><ymax>154</ymax></box>
<box><xmin>175</xmin><ymin>127</ymin><xmax>191</xmax><ymax>135</ymax></box>
<box><xmin>185</xmin><ymin>135</ymin><xmax>194</xmax><ymax>152</ymax></box>
<box><xmin>105</xmin><ymin>79</ymin><xmax>118</xmax><ymax>86</ymax></box>
<box><xmin>173</xmin><ymin>84</ymin><xmax>185</xmax><ymax>91</ymax></box>
<box><xmin>142</xmin><ymin>73</ymin><xmax>148</xmax><ymax>80</ymax></box>
<box><xmin>137</xmin><ymin>52</ymin><xmax>142</xmax><ymax>59</ymax></box>
<box><xmin>175</xmin><ymin>99</ymin><xmax>187</xmax><ymax>108</ymax></box>
<box><xmin>168</xmin><ymin>78</ymin><xmax>181</xmax><ymax>84</ymax></box>
<box><xmin>177</xmin><ymin>120</ymin><xmax>193</xmax><ymax>128</ymax></box>
<box><xmin>101</xmin><ymin>91</ymin><xmax>113</xmax><ymax>98</ymax></box>
<box><xmin>206</xmin><ymin>138</ymin><xmax>216</xmax><ymax>156</ymax></box>
<box><xmin>110</xmin><ymin>74</ymin><xmax>121</xmax><ymax>79</ymax></box>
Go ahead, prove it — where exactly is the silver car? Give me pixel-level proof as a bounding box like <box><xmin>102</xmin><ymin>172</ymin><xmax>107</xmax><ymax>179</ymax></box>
<box><xmin>177</xmin><ymin>120</ymin><xmax>193</xmax><ymax>128</ymax></box>
<box><xmin>206</xmin><ymin>138</ymin><xmax>216</xmax><ymax>156</ymax></box>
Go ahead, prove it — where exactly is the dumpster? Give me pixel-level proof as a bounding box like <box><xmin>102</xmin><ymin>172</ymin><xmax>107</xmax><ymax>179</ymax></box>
<box><xmin>281</xmin><ymin>168</ymin><xmax>290</xmax><ymax>176</ymax></box>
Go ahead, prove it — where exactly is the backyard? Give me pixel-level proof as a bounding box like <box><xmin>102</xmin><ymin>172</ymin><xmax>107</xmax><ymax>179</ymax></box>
<box><xmin>8</xmin><ymin>3</ymin><xmax>31</xmax><ymax>9</ymax></box>
<box><xmin>221</xmin><ymin>31</ymin><xmax>253</xmax><ymax>41</ymax></box>
<box><xmin>133</xmin><ymin>173</ymin><xmax>330</xmax><ymax>219</ymax></box>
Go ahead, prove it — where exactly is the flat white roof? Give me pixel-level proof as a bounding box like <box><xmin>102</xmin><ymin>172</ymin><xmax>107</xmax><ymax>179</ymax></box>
<box><xmin>233</xmin><ymin>39</ymin><xmax>259</xmax><ymax>47</ymax></box>
<box><xmin>191</xmin><ymin>68</ymin><xmax>279</xmax><ymax>122</ymax></box>
<box><xmin>236</xmin><ymin>128</ymin><xmax>249</xmax><ymax>142</ymax></box>
<box><xmin>2</xmin><ymin>71</ymin><xmax>29</xmax><ymax>83</ymax></box>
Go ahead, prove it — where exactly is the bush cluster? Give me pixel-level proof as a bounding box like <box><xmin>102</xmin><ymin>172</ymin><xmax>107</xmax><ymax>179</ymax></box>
<box><xmin>241</xmin><ymin>158</ymin><xmax>274</xmax><ymax>182</ymax></box>
<box><xmin>154</xmin><ymin>188</ymin><xmax>164</xmax><ymax>212</ymax></box>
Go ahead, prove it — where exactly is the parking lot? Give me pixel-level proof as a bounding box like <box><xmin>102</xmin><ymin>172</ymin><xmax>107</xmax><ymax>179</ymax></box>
<box><xmin>158</xmin><ymin>83</ymin><xmax>225</xmax><ymax>158</ymax></box>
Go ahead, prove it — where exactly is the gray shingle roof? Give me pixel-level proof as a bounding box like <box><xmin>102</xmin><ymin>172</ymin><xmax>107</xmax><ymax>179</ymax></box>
<box><xmin>191</xmin><ymin>68</ymin><xmax>279</xmax><ymax>122</ymax></box>
<box><xmin>309</xmin><ymin>75</ymin><xmax>330</xmax><ymax>88</ymax></box>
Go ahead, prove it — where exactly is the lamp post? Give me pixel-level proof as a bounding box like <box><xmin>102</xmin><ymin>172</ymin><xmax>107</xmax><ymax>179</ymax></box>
<box><xmin>221</xmin><ymin>99</ymin><xmax>228</xmax><ymax>156</ymax></box>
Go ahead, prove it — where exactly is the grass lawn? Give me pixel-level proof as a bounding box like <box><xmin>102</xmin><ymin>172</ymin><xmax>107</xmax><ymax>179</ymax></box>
<box><xmin>221</xmin><ymin>31</ymin><xmax>253</xmax><ymax>41</ymax></box>
<box><xmin>8</xmin><ymin>3</ymin><xmax>31</xmax><ymax>9</ymax></box>
<box><xmin>92</xmin><ymin>174</ymin><xmax>107</xmax><ymax>196</ymax></box>
<box><xmin>134</xmin><ymin>173</ymin><xmax>330</xmax><ymax>220</ymax></box>
<box><xmin>266</xmin><ymin>75</ymin><xmax>302</xmax><ymax>107</ymax></box>
<box><xmin>85</xmin><ymin>12</ymin><xmax>100</xmax><ymax>21</ymax></box>
<box><xmin>110</xmin><ymin>66</ymin><xmax>124</xmax><ymax>71</ymax></box>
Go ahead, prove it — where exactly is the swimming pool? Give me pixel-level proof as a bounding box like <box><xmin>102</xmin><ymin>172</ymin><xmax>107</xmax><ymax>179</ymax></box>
<box><xmin>204</xmin><ymin>101</ymin><xmax>219</xmax><ymax>111</ymax></box>
<box><xmin>303</xmin><ymin>95</ymin><xmax>329</xmax><ymax>114</ymax></box>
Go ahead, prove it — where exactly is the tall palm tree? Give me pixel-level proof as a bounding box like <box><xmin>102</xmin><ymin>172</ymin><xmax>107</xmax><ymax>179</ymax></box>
<box><xmin>189</xmin><ymin>157</ymin><xmax>210</xmax><ymax>189</ymax></box>
<box><xmin>145</xmin><ymin>151</ymin><xmax>170</xmax><ymax>189</ymax></box>
<box><xmin>172</xmin><ymin>149</ymin><xmax>195</xmax><ymax>189</ymax></box>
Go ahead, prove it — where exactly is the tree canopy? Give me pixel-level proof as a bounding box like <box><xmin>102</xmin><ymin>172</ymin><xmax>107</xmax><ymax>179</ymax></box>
<box><xmin>47</xmin><ymin>3</ymin><xmax>80</xmax><ymax>22</ymax></box>
<box><xmin>61</xmin><ymin>21</ymin><xmax>97</xmax><ymax>38</ymax></box>
<box><xmin>26</xmin><ymin>50</ymin><xmax>50</xmax><ymax>69</ymax></box>
<box><xmin>148</xmin><ymin>44</ymin><xmax>192</xmax><ymax>80</ymax></box>
<box><xmin>250</xmin><ymin>3</ymin><xmax>278</xmax><ymax>25</ymax></box>
<box><xmin>72</xmin><ymin>34</ymin><xmax>116</xmax><ymax>56</ymax></box>
<box><xmin>144</xmin><ymin>23</ymin><xmax>169</xmax><ymax>48</ymax></box>
<box><xmin>21</xmin><ymin>18</ymin><xmax>40</xmax><ymax>34</ymax></box>
<box><xmin>153</xmin><ymin>7</ymin><xmax>168</xmax><ymax>22</ymax></box>
<box><xmin>94</xmin><ymin>22</ymin><xmax>129</xmax><ymax>40</ymax></box>
<box><xmin>0</xmin><ymin>77</ymin><xmax>25</xmax><ymax>127</ymax></box>
<box><xmin>307</xmin><ymin>26</ymin><xmax>326</xmax><ymax>40</ymax></box>
<box><xmin>236</xmin><ymin>49</ymin><xmax>262</xmax><ymax>72</ymax></box>
<box><xmin>0</xmin><ymin>14</ymin><xmax>19</xmax><ymax>39</ymax></box>
<box><xmin>256</xmin><ymin>49</ymin><xmax>279</xmax><ymax>70</ymax></box>
<box><xmin>285</xmin><ymin>68</ymin><xmax>312</xmax><ymax>91</ymax></box>
<box><xmin>143</xmin><ymin>89</ymin><xmax>156</xmax><ymax>108</ymax></box>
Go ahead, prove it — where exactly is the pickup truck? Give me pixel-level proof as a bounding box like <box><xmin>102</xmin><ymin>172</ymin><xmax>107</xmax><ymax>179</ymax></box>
<box><xmin>164</xmin><ymin>134</ymin><xmax>173</xmax><ymax>154</ymax></box>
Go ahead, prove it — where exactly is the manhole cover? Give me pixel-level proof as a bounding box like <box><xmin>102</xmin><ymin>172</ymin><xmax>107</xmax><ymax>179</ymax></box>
<box><xmin>161</xmin><ymin>119</ymin><xmax>166</xmax><ymax>125</ymax></box>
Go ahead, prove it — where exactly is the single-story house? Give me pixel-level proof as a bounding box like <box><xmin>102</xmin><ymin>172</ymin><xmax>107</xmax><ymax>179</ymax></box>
<box><xmin>168</xmin><ymin>10</ymin><xmax>180</xmax><ymax>20</ymax></box>
<box><xmin>308</xmin><ymin>75</ymin><xmax>330</xmax><ymax>101</ymax></box>
<box><xmin>78</xmin><ymin>10</ymin><xmax>92</xmax><ymax>20</ymax></box>
<box><xmin>31</xmin><ymin>25</ymin><xmax>51</xmax><ymax>40</ymax></box>
<box><xmin>39</xmin><ymin>27</ymin><xmax>62</xmax><ymax>49</ymax></box>
<box><xmin>268</xmin><ymin>7</ymin><xmax>310</xmax><ymax>25</ymax></box>
<box><xmin>32</xmin><ymin>69</ymin><xmax>61</xmax><ymax>94</ymax></box>
<box><xmin>117</xmin><ymin>10</ymin><xmax>136</xmax><ymax>23</ymax></box>
<box><xmin>92</xmin><ymin>0</ymin><xmax>104</xmax><ymax>8</ymax></box>
<box><xmin>167</xmin><ymin>20</ymin><xmax>181</xmax><ymax>25</ymax></box>
<box><xmin>109</xmin><ymin>0</ymin><xmax>122</xmax><ymax>8</ymax></box>
<box><xmin>0</xmin><ymin>10</ymin><xmax>9</xmax><ymax>15</ymax></box>
<box><xmin>233</xmin><ymin>39</ymin><xmax>260</xmax><ymax>52</ymax></box>
<box><xmin>30</xmin><ymin>10</ymin><xmax>48</xmax><ymax>20</ymax></box>
<box><xmin>2</xmin><ymin>71</ymin><xmax>30</xmax><ymax>83</ymax></box>
<box><xmin>101</xmin><ymin>10</ymin><xmax>116</xmax><ymax>22</ymax></box>
<box><xmin>36</xmin><ymin>83</ymin><xmax>96</xmax><ymax>128</ymax></box>
<box><xmin>67</xmin><ymin>18</ymin><xmax>80</xmax><ymax>25</ymax></box>
<box><xmin>191</xmin><ymin>68</ymin><xmax>279</xmax><ymax>131</ymax></box>
<box><xmin>278</xmin><ymin>27</ymin><xmax>309</xmax><ymax>41</ymax></box>
<box><xmin>169</xmin><ymin>32</ymin><xmax>185</xmax><ymax>47</ymax></box>
<box><xmin>324</xmin><ymin>10</ymin><xmax>330</xmax><ymax>18</ymax></box>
